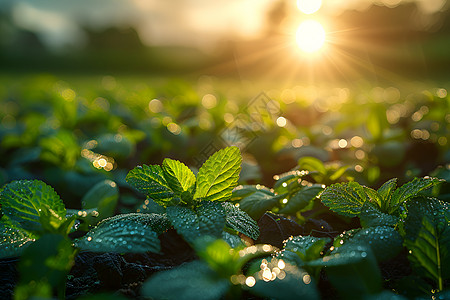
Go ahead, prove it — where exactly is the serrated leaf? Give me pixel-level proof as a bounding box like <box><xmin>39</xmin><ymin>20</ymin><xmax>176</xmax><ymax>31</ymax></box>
<box><xmin>404</xmin><ymin>198</ymin><xmax>450</xmax><ymax>289</ymax></box>
<box><xmin>194</xmin><ymin>147</ymin><xmax>241</xmax><ymax>202</ymax></box>
<box><xmin>126</xmin><ymin>164</ymin><xmax>174</xmax><ymax>206</ymax></box>
<box><xmin>389</xmin><ymin>177</ymin><xmax>443</xmax><ymax>214</ymax></box>
<box><xmin>359</xmin><ymin>201</ymin><xmax>399</xmax><ymax>228</ymax></box>
<box><xmin>75</xmin><ymin>213</ymin><xmax>168</xmax><ymax>253</ymax></box>
<box><xmin>362</xmin><ymin>186</ymin><xmax>381</xmax><ymax>208</ymax></box>
<box><xmin>279</xmin><ymin>185</ymin><xmax>323</xmax><ymax>214</ymax></box>
<box><xmin>142</xmin><ymin>260</ymin><xmax>229</xmax><ymax>300</ymax></box>
<box><xmin>283</xmin><ymin>235</ymin><xmax>331</xmax><ymax>262</ymax></box>
<box><xmin>377</xmin><ymin>178</ymin><xmax>397</xmax><ymax>212</ymax></box>
<box><xmin>336</xmin><ymin>226</ymin><xmax>403</xmax><ymax>262</ymax></box>
<box><xmin>320</xmin><ymin>181</ymin><xmax>369</xmax><ymax>217</ymax></box>
<box><xmin>239</xmin><ymin>191</ymin><xmax>283</xmax><ymax>220</ymax></box>
<box><xmin>0</xmin><ymin>223</ymin><xmax>35</xmax><ymax>258</ymax></box>
<box><xmin>0</xmin><ymin>180</ymin><xmax>66</xmax><ymax>233</ymax></box>
<box><xmin>166</xmin><ymin>201</ymin><xmax>225</xmax><ymax>244</ymax></box>
<box><xmin>222</xmin><ymin>202</ymin><xmax>259</xmax><ymax>240</ymax></box>
<box><xmin>162</xmin><ymin>158</ymin><xmax>196</xmax><ymax>196</ymax></box>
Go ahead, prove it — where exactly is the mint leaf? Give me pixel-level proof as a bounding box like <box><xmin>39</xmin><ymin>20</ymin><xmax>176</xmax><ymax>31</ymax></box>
<box><xmin>320</xmin><ymin>181</ymin><xmax>369</xmax><ymax>217</ymax></box>
<box><xmin>75</xmin><ymin>213</ymin><xmax>167</xmax><ymax>253</ymax></box>
<box><xmin>162</xmin><ymin>158</ymin><xmax>196</xmax><ymax>196</ymax></box>
<box><xmin>222</xmin><ymin>202</ymin><xmax>259</xmax><ymax>240</ymax></box>
<box><xmin>167</xmin><ymin>201</ymin><xmax>226</xmax><ymax>244</ymax></box>
<box><xmin>239</xmin><ymin>191</ymin><xmax>283</xmax><ymax>220</ymax></box>
<box><xmin>231</xmin><ymin>185</ymin><xmax>273</xmax><ymax>202</ymax></box>
<box><xmin>359</xmin><ymin>201</ymin><xmax>399</xmax><ymax>228</ymax></box>
<box><xmin>0</xmin><ymin>223</ymin><xmax>35</xmax><ymax>258</ymax></box>
<box><xmin>336</xmin><ymin>226</ymin><xmax>403</xmax><ymax>262</ymax></box>
<box><xmin>141</xmin><ymin>260</ymin><xmax>229</xmax><ymax>300</ymax></box>
<box><xmin>279</xmin><ymin>185</ymin><xmax>323</xmax><ymax>214</ymax></box>
<box><xmin>388</xmin><ymin>177</ymin><xmax>443</xmax><ymax>214</ymax></box>
<box><xmin>0</xmin><ymin>180</ymin><xmax>66</xmax><ymax>233</ymax></box>
<box><xmin>404</xmin><ymin>198</ymin><xmax>450</xmax><ymax>289</ymax></box>
<box><xmin>377</xmin><ymin>178</ymin><xmax>397</xmax><ymax>212</ymax></box>
<box><xmin>194</xmin><ymin>147</ymin><xmax>241</xmax><ymax>202</ymax></box>
<box><xmin>126</xmin><ymin>164</ymin><xmax>174</xmax><ymax>207</ymax></box>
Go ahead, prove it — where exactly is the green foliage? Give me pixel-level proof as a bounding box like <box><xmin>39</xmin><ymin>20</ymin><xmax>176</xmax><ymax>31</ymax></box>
<box><xmin>167</xmin><ymin>201</ymin><xmax>225</xmax><ymax>244</ymax></box>
<box><xmin>80</xmin><ymin>179</ymin><xmax>119</xmax><ymax>226</ymax></box>
<box><xmin>0</xmin><ymin>180</ymin><xmax>68</xmax><ymax>234</ymax></box>
<box><xmin>76</xmin><ymin>213</ymin><xmax>167</xmax><ymax>253</ymax></box>
<box><xmin>222</xmin><ymin>202</ymin><xmax>259</xmax><ymax>240</ymax></box>
<box><xmin>403</xmin><ymin>197</ymin><xmax>450</xmax><ymax>291</ymax></box>
<box><xmin>238</xmin><ymin>191</ymin><xmax>283</xmax><ymax>220</ymax></box>
<box><xmin>194</xmin><ymin>146</ymin><xmax>242</xmax><ymax>202</ymax></box>
<box><xmin>297</xmin><ymin>156</ymin><xmax>350</xmax><ymax>185</ymax></box>
<box><xmin>0</xmin><ymin>224</ymin><xmax>35</xmax><ymax>258</ymax></box>
<box><xmin>321</xmin><ymin>177</ymin><xmax>443</xmax><ymax>219</ymax></box>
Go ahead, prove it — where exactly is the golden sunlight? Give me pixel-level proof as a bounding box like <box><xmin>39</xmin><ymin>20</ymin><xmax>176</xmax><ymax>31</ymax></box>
<box><xmin>296</xmin><ymin>20</ymin><xmax>326</xmax><ymax>53</ymax></box>
<box><xmin>297</xmin><ymin>0</ymin><xmax>322</xmax><ymax>14</ymax></box>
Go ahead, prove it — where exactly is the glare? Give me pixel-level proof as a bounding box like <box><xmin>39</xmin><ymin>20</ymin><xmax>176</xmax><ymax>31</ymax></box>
<box><xmin>296</xmin><ymin>20</ymin><xmax>326</xmax><ymax>53</ymax></box>
<box><xmin>297</xmin><ymin>0</ymin><xmax>322</xmax><ymax>14</ymax></box>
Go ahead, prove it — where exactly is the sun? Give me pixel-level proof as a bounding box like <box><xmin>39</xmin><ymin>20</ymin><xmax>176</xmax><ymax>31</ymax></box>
<box><xmin>296</xmin><ymin>20</ymin><xmax>326</xmax><ymax>53</ymax></box>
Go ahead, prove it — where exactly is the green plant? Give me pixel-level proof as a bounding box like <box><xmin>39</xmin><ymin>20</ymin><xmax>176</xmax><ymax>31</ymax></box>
<box><xmin>141</xmin><ymin>237</ymin><xmax>319</xmax><ymax>300</ymax></box>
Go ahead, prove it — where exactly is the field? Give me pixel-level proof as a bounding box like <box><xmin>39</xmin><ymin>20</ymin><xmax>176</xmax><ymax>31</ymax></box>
<box><xmin>0</xmin><ymin>73</ymin><xmax>449</xmax><ymax>299</ymax></box>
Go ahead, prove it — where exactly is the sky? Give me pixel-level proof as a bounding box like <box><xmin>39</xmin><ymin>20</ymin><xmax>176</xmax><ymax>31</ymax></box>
<box><xmin>1</xmin><ymin>0</ymin><xmax>447</xmax><ymax>52</ymax></box>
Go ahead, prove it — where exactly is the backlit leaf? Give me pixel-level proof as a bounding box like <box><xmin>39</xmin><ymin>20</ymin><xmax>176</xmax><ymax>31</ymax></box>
<box><xmin>320</xmin><ymin>181</ymin><xmax>369</xmax><ymax>217</ymax></box>
<box><xmin>162</xmin><ymin>158</ymin><xmax>196</xmax><ymax>196</ymax></box>
<box><xmin>221</xmin><ymin>202</ymin><xmax>259</xmax><ymax>240</ymax></box>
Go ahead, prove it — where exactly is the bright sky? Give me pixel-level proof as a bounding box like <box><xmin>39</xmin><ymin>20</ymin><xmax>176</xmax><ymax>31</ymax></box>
<box><xmin>1</xmin><ymin>0</ymin><xmax>447</xmax><ymax>52</ymax></box>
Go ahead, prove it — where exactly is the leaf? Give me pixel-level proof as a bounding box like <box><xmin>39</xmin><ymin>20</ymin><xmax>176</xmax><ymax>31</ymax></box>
<box><xmin>75</xmin><ymin>213</ymin><xmax>167</xmax><ymax>253</ymax></box>
<box><xmin>162</xmin><ymin>158</ymin><xmax>196</xmax><ymax>196</ymax></box>
<box><xmin>231</xmin><ymin>185</ymin><xmax>273</xmax><ymax>202</ymax></box>
<box><xmin>309</xmin><ymin>246</ymin><xmax>382</xmax><ymax>298</ymax></box>
<box><xmin>279</xmin><ymin>185</ymin><xmax>323</xmax><ymax>214</ymax></box>
<box><xmin>388</xmin><ymin>177</ymin><xmax>443</xmax><ymax>214</ymax></box>
<box><xmin>249</xmin><ymin>259</ymin><xmax>319</xmax><ymax>300</ymax></box>
<box><xmin>141</xmin><ymin>260</ymin><xmax>229</xmax><ymax>300</ymax></box>
<box><xmin>404</xmin><ymin>198</ymin><xmax>450</xmax><ymax>289</ymax></box>
<box><xmin>298</xmin><ymin>156</ymin><xmax>326</xmax><ymax>175</ymax></box>
<box><xmin>320</xmin><ymin>181</ymin><xmax>369</xmax><ymax>217</ymax></box>
<box><xmin>336</xmin><ymin>226</ymin><xmax>403</xmax><ymax>262</ymax></box>
<box><xmin>239</xmin><ymin>191</ymin><xmax>283</xmax><ymax>220</ymax></box>
<box><xmin>126</xmin><ymin>164</ymin><xmax>174</xmax><ymax>207</ymax></box>
<box><xmin>0</xmin><ymin>180</ymin><xmax>66</xmax><ymax>233</ymax></box>
<box><xmin>0</xmin><ymin>223</ymin><xmax>35</xmax><ymax>258</ymax></box>
<box><xmin>222</xmin><ymin>231</ymin><xmax>246</xmax><ymax>248</ymax></box>
<box><xmin>194</xmin><ymin>238</ymin><xmax>236</xmax><ymax>275</ymax></box>
<box><xmin>377</xmin><ymin>178</ymin><xmax>397</xmax><ymax>212</ymax></box>
<box><xmin>194</xmin><ymin>146</ymin><xmax>241</xmax><ymax>202</ymax></box>
<box><xmin>222</xmin><ymin>202</ymin><xmax>259</xmax><ymax>240</ymax></box>
<box><xmin>81</xmin><ymin>179</ymin><xmax>119</xmax><ymax>223</ymax></box>
<box><xmin>283</xmin><ymin>235</ymin><xmax>331</xmax><ymax>262</ymax></box>
<box><xmin>166</xmin><ymin>201</ymin><xmax>226</xmax><ymax>244</ymax></box>
<box><xmin>359</xmin><ymin>201</ymin><xmax>399</xmax><ymax>228</ymax></box>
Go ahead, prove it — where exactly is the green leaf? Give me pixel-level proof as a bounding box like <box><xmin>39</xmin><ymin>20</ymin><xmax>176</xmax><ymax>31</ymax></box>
<box><xmin>222</xmin><ymin>231</ymin><xmax>246</xmax><ymax>248</ymax></box>
<box><xmin>194</xmin><ymin>146</ymin><xmax>241</xmax><ymax>202</ymax></box>
<box><xmin>0</xmin><ymin>223</ymin><xmax>35</xmax><ymax>258</ymax></box>
<box><xmin>298</xmin><ymin>156</ymin><xmax>327</xmax><ymax>175</ymax></box>
<box><xmin>377</xmin><ymin>178</ymin><xmax>397</xmax><ymax>212</ymax></box>
<box><xmin>249</xmin><ymin>258</ymin><xmax>319</xmax><ymax>300</ymax></box>
<box><xmin>81</xmin><ymin>179</ymin><xmax>119</xmax><ymax>224</ymax></box>
<box><xmin>359</xmin><ymin>201</ymin><xmax>399</xmax><ymax>228</ymax></box>
<box><xmin>18</xmin><ymin>234</ymin><xmax>75</xmax><ymax>297</ymax></box>
<box><xmin>167</xmin><ymin>201</ymin><xmax>226</xmax><ymax>244</ymax></box>
<box><xmin>283</xmin><ymin>235</ymin><xmax>331</xmax><ymax>262</ymax></box>
<box><xmin>279</xmin><ymin>185</ymin><xmax>323</xmax><ymax>214</ymax></box>
<box><xmin>388</xmin><ymin>177</ymin><xmax>443</xmax><ymax>214</ymax></box>
<box><xmin>309</xmin><ymin>246</ymin><xmax>382</xmax><ymax>298</ymax></box>
<box><xmin>239</xmin><ymin>191</ymin><xmax>283</xmax><ymax>220</ymax></box>
<box><xmin>320</xmin><ymin>181</ymin><xmax>369</xmax><ymax>217</ymax></box>
<box><xmin>75</xmin><ymin>213</ymin><xmax>167</xmax><ymax>253</ymax></box>
<box><xmin>336</xmin><ymin>226</ymin><xmax>403</xmax><ymax>262</ymax></box>
<box><xmin>141</xmin><ymin>260</ymin><xmax>230</xmax><ymax>300</ymax></box>
<box><xmin>0</xmin><ymin>180</ymin><xmax>66</xmax><ymax>233</ymax></box>
<box><xmin>162</xmin><ymin>158</ymin><xmax>196</xmax><ymax>196</ymax></box>
<box><xmin>222</xmin><ymin>202</ymin><xmax>259</xmax><ymax>240</ymax></box>
<box><xmin>126</xmin><ymin>164</ymin><xmax>174</xmax><ymax>207</ymax></box>
<box><xmin>194</xmin><ymin>238</ymin><xmax>235</xmax><ymax>275</ymax></box>
<box><xmin>404</xmin><ymin>198</ymin><xmax>450</xmax><ymax>289</ymax></box>
<box><xmin>231</xmin><ymin>185</ymin><xmax>273</xmax><ymax>202</ymax></box>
